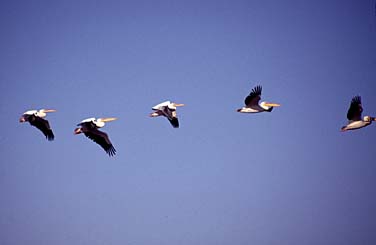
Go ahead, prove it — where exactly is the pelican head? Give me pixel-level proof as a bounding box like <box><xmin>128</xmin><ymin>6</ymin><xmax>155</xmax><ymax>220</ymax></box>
<box><xmin>260</xmin><ymin>101</ymin><xmax>281</xmax><ymax>111</ymax></box>
<box><xmin>168</xmin><ymin>102</ymin><xmax>185</xmax><ymax>110</ymax></box>
<box><xmin>95</xmin><ymin>117</ymin><xmax>117</xmax><ymax>127</ymax></box>
<box><xmin>262</xmin><ymin>102</ymin><xmax>281</xmax><ymax>108</ymax></box>
<box><xmin>363</xmin><ymin>116</ymin><xmax>375</xmax><ymax>122</ymax></box>
<box><xmin>37</xmin><ymin>109</ymin><xmax>56</xmax><ymax>118</ymax></box>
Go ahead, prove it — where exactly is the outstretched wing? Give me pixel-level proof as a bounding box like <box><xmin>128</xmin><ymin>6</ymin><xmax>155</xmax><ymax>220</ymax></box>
<box><xmin>347</xmin><ymin>96</ymin><xmax>363</xmax><ymax>121</ymax></box>
<box><xmin>168</xmin><ymin>117</ymin><xmax>179</xmax><ymax>128</ymax></box>
<box><xmin>162</xmin><ymin>106</ymin><xmax>179</xmax><ymax>128</ymax></box>
<box><xmin>244</xmin><ymin>85</ymin><xmax>262</xmax><ymax>107</ymax></box>
<box><xmin>29</xmin><ymin>116</ymin><xmax>54</xmax><ymax>141</ymax></box>
<box><xmin>84</xmin><ymin>129</ymin><xmax>116</xmax><ymax>156</ymax></box>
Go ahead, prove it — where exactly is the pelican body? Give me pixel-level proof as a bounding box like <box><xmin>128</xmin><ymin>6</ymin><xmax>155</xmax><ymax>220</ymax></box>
<box><xmin>74</xmin><ymin>117</ymin><xmax>117</xmax><ymax>156</ymax></box>
<box><xmin>237</xmin><ymin>85</ymin><xmax>280</xmax><ymax>113</ymax></box>
<box><xmin>341</xmin><ymin>96</ymin><xmax>376</xmax><ymax>131</ymax></box>
<box><xmin>150</xmin><ymin>101</ymin><xmax>185</xmax><ymax>128</ymax></box>
<box><xmin>19</xmin><ymin>109</ymin><xmax>56</xmax><ymax>141</ymax></box>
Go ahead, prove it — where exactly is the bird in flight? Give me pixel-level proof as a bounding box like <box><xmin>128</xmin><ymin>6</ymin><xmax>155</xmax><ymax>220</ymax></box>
<box><xmin>237</xmin><ymin>85</ymin><xmax>280</xmax><ymax>113</ymax></box>
<box><xmin>149</xmin><ymin>101</ymin><xmax>185</xmax><ymax>128</ymax></box>
<box><xmin>74</xmin><ymin>117</ymin><xmax>117</xmax><ymax>156</ymax></box>
<box><xmin>19</xmin><ymin>109</ymin><xmax>56</xmax><ymax>141</ymax></box>
<box><xmin>341</xmin><ymin>96</ymin><xmax>375</xmax><ymax>131</ymax></box>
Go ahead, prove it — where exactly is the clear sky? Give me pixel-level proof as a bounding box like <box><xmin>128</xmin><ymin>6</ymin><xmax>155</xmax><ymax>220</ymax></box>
<box><xmin>1</xmin><ymin>0</ymin><xmax>376</xmax><ymax>244</ymax></box>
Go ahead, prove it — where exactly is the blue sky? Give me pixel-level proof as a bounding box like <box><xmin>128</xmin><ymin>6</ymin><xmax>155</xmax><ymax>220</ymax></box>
<box><xmin>1</xmin><ymin>0</ymin><xmax>376</xmax><ymax>244</ymax></box>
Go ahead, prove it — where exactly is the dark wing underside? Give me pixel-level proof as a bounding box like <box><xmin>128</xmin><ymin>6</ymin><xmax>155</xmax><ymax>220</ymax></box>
<box><xmin>84</xmin><ymin>129</ymin><xmax>116</xmax><ymax>156</ymax></box>
<box><xmin>168</xmin><ymin>117</ymin><xmax>179</xmax><ymax>128</ymax></box>
<box><xmin>347</xmin><ymin>96</ymin><xmax>363</xmax><ymax>121</ymax></box>
<box><xmin>244</xmin><ymin>85</ymin><xmax>262</xmax><ymax>107</ymax></box>
<box><xmin>29</xmin><ymin>116</ymin><xmax>54</xmax><ymax>141</ymax></box>
<box><xmin>162</xmin><ymin>106</ymin><xmax>179</xmax><ymax>128</ymax></box>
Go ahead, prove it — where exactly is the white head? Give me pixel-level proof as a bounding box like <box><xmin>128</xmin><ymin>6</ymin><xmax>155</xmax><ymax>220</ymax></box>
<box><xmin>260</xmin><ymin>101</ymin><xmax>281</xmax><ymax>110</ymax></box>
<box><xmin>94</xmin><ymin>117</ymin><xmax>117</xmax><ymax>128</ymax></box>
<box><xmin>364</xmin><ymin>116</ymin><xmax>372</xmax><ymax>122</ymax></box>
<box><xmin>36</xmin><ymin>109</ymin><xmax>56</xmax><ymax>118</ymax></box>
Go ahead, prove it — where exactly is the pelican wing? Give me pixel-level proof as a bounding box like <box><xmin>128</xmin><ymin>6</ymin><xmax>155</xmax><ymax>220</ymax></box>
<box><xmin>162</xmin><ymin>106</ymin><xmax>179</xmax><ymax>128</ymax></box>
<box><xmin>244</xmin><ymin>85</ymin><xmax>262</xmax><ymax>107</ymax></box>
<box><xmin>347</xmin><ymin>96</ymin><xmax>363</xmax><ymax>121</ymax></box>
<box><xmin>84</xmin><ymin>129</ymin><xmax>116</xmax><ymax>156</ymax></box>
<box><xmin>168</xmin><ymin>117</ymin><xmax>179</xmax><ymax>128</ymax></box>
<box><xmin>29</xmin><ymin>116</ymin><xmax>54</xmax><ymax>141</ymax></box>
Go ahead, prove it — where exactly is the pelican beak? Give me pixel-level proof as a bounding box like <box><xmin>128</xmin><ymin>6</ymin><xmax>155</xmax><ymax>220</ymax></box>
<box><xmin>264</xmin><ymin>102</ymin><xmax>281</xmax><ymax>107</ymax></box>
<box><xmin>99</xmin><ymin>117</ymin><xmax>118</xmax><ymax>122</ymax></box>
<box><xmin>173</xmin><ymin>103</ymin><xmax>185</xmax><ymax>107</ymax></box>
<box><xmin>41</xmin><ymin>109</ymin><xmax>57</xmax><ymax>113</ymax></box>
<box><xmin>19</xmin><ymin>116</ymin><xmax>26</xmax><ymax>123</ymax></box>
<box><xmin>74</xmin><ymin>128</ymin><xmax>82</xmax><ymax>135</ymax></box>
<box><xmin>373</xmin><ymin>117</ymin><xmax>376</xmax><ymax>121</ymax></box>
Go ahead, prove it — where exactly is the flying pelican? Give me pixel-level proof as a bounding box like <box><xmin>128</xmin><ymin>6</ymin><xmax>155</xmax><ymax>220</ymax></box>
<box><xmin>237</xmin><ymin>85</ymin><xmax>280</xmax><ymax>113</ymax></box>
<box><xmin>149</xmin><ymin>101</ymin><xmax>185</xmax><ymax>128</ymax></box>
<box><xmin>74</xmin><ymin>117</ymin><xmax>117</xmax><ymax>156</ymax></box>
<box><xmin>341</xmin><ymin>96</ymin><xmax>375</xmax><ymax>131</ymax></box>
<box><xmin>19</xmin><ymin>109</ymin><xmax>56</xmax><ymax>141</ymax></box>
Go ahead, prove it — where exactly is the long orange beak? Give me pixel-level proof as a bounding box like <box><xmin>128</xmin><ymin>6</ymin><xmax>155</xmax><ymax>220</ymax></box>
<box><xmin>99</xmin><ymin>117</ymin><xmax>117</xmax><ymax>122</ymax></box>
<box><xmin>264</xmin><ymin>102</ymin><xmax>281</xmax><ymax>107</ymax></box>
<box><xmin>42</xmin><ymin>109</ymin><xmax>57</xmax><ymax>113</ymax></box>
<box><xmin>173</xmin><ymin>103</ymin><xmax>185</xmax><ymax>107</ymax></box>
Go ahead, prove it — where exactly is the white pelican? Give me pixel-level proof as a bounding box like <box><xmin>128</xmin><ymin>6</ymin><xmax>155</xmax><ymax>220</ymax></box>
<box><xmin>149</xmin><ymin>101</ymin><xmax>185</xmax><ymax>128</ymax></box>
<box><xmin>341</xmin><ymin>96</ymin><xmax>375</xmax><ymax>131</ymax></box>
<box><xmin>19</xmin><ymin>109</ymin><xmax>56</xmax><ymax>141</ymax></box>
<box><xmin>237</xmin><ymin>85</ymin><xmax>280</xmax><ymax>113</ymax></box>
<box><xmin>74</xmin><ymin>117</ymin><xmax>117</xmax><ymax>156</ymax></box>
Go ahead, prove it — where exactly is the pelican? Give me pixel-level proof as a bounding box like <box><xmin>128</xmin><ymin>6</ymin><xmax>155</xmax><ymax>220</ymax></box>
<box><xmin>74</xmin><ymin>117</ymin><xmax>117</xmax><ymax>156</ymax></box>
<box><xmin>19</xmin><ymin>109</ymin><xmax>56</xmax><ymax>141</ymax></box>
<box><xmin>237</xmin><ymin>85</ymin><xmax>280</xmax><ymax>113</ymax></box>
<box><xmin>149</xmin><ymin>101</ymin><xmax>185</xmax><ymax>128</ymax></box>
<box><xmin>341</xmin><ymin>96</ymin><xmax>376</xmax><ymax>131</ymax></box>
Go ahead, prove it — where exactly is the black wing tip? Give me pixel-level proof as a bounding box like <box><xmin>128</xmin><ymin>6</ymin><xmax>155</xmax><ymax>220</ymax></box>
<box><xmin>249</xmin><ymin>85</ymin><xmax>262</xmax><ymax>96</ymax></box>
<box><xmin>351</xmin><ymin>95</ymin><xmax>361</xmax><ymax>104</ymax></box>
<box><xmin>46</xmin><ymin>135</ymin><xmax>54</xmax><ymax>141</ymax></box>
<box><xmin>106</xmin><ymin>145</ymin><xmax>117</xmax><ymax>157</ymax></box>
<box><xmin>45</xmin><ymin>130</ymin><xmax>54</xmax><ymax>141</ymax></box>
<box><xmin>252</xmin><ymin>85</ymin><xmax>262</xmax><ymax>93</ymax></box>
<box><xmin>169</xmin><ymin>118</ymin><xmax>179</xmax><ymax>128</ymax></box>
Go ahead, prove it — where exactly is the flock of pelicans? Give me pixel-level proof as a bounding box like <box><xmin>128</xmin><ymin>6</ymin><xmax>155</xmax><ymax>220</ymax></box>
<box><xmin>19</xmin><ymin>85</ymin><xmax>375</xmax><ymax>157</ymax></box>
